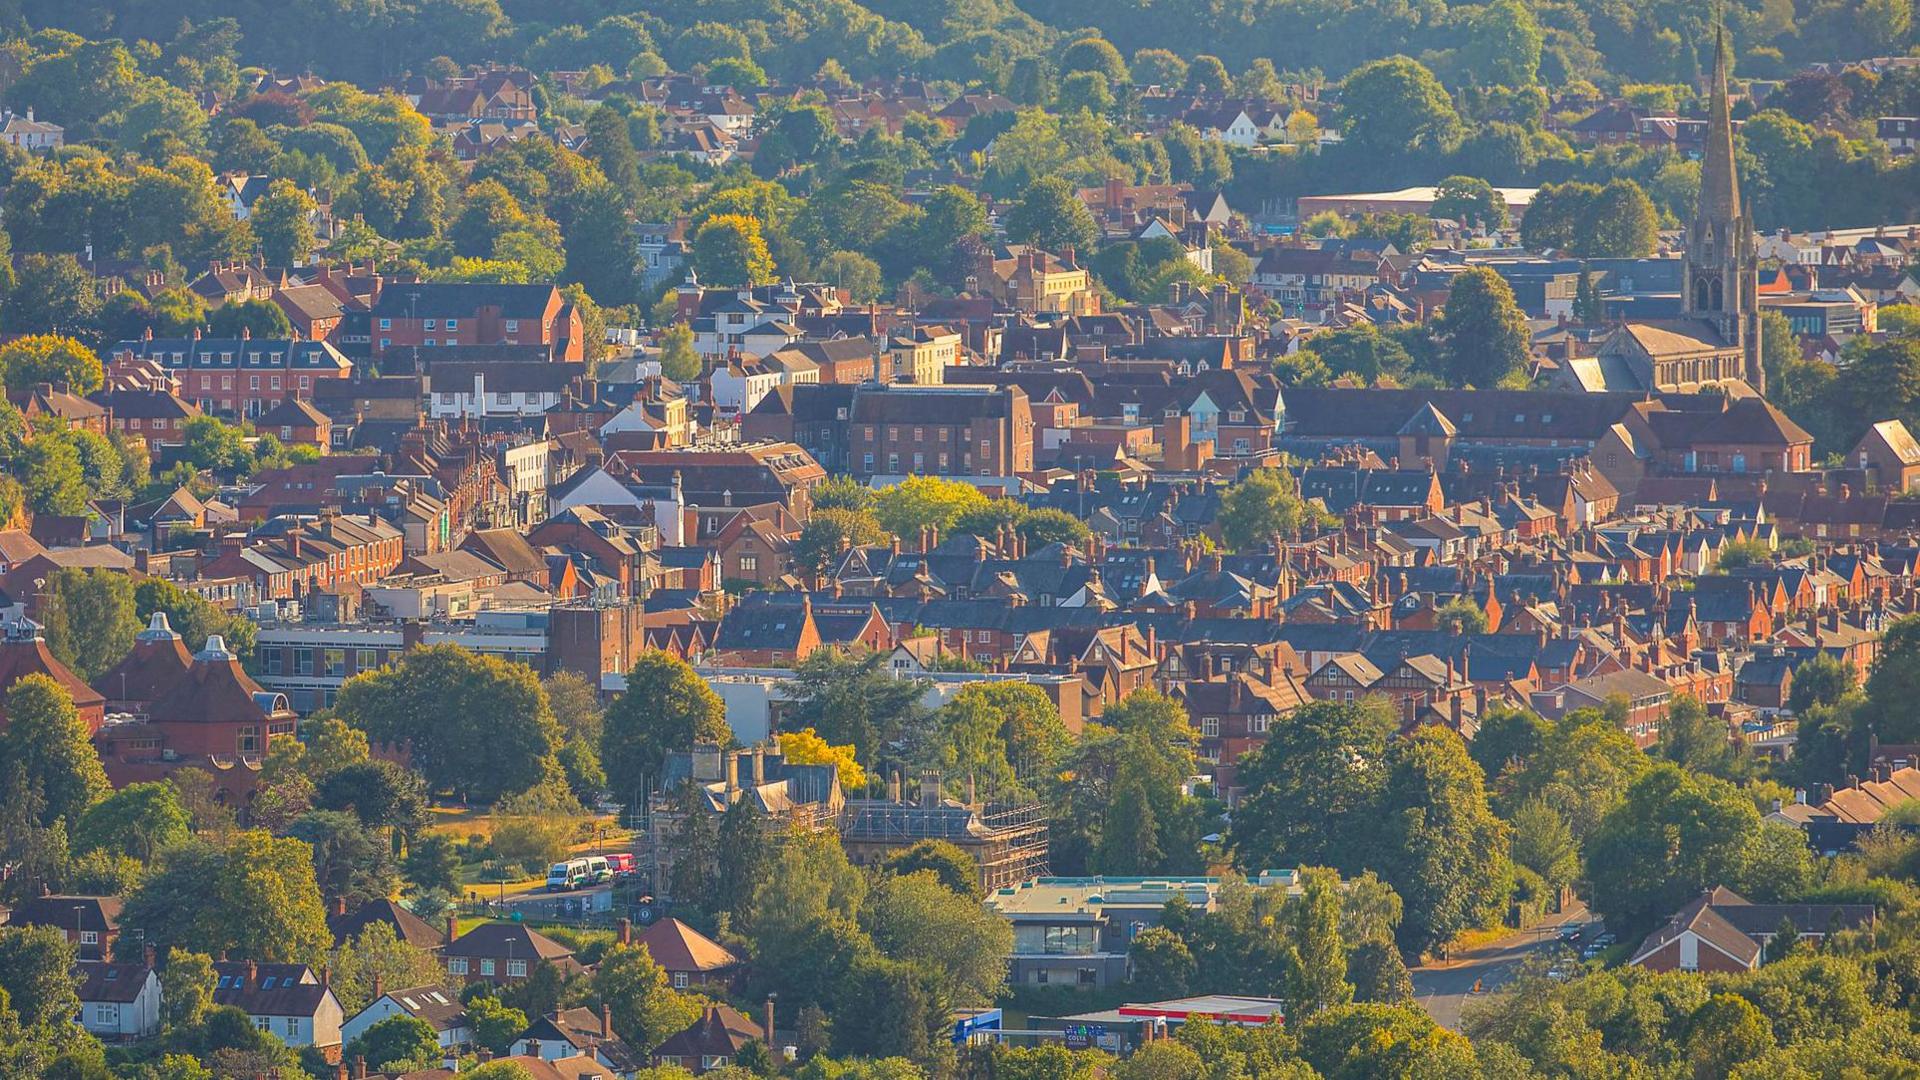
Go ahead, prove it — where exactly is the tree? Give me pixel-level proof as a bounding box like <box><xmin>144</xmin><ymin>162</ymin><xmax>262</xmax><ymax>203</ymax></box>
<box><xmin>251</xmin><ymin>179</ymin><xmax>317</xmax><ymax>266</ymax></box>
<box><xmin>1507</xmin><ymin>797</ymin><xmax>1578</xmax><ymax>893</ymax></box>
<box><xmin>288</xmin><ymin>810</ymin><xmax>397</xmax><ymax>908</ymax></box>
<box><xmin>21</xmin><ymin>435</ymin><xmax>89</xmax><ymax>516</ymax></box>
<box><xmin>1573</xmin><ymin>179</ymin><xmax>1660</xmax><ymax>258</ymax></box>
<box><xmin>1060</xmin><ymin>37</ymin><xmax>1128</xmax><ymax>85</ymax></box>
<box><xmin>655</xmin><ymin>324</ymin><xmax>702</xmax><ymax>384</ymax></box>
<box><xmin>135</xmin><ymin>577</ymin><xmax>255</xmax><ymax>657</ymax></box>
<box><xmin>795</xmin><ymin>508</ymin><xmax>889</xmax><ymax>577</ymax></box>
<box><xmin>490</xmin><ymin>781</ymin><xmax>586</xmax><ymax>872</ymax></box>
<box><xmin>1185</xmin><ymin>55</ymin><xmax>1231</xmax><ymax>94</ymax></box>
<box><xmin>1430</xmin><ymin>176</ymin><xmax>1507</xmax><ymax>230</ymax></box>
<box><xmin>333</xmin><ymin>644</ymin><xmax>562</xmax><ymax>804</ymax></box>
<box><xmin>879</xmin><ymin>840</ymin><xmax>979</xmax><ymax>899</ymax></box>
<box><xmin>1372</xmin><ymin>727</ymin><xmax>1511</xmax><ymax>956</ymax></box>
<box><xmin>207</xmin><ymin>298</ymin><xmax>292</xmax><ymax>340</ymax></box>
<box><xmin>585</xmin><ymin>105</ymin><xmax>641</xmax><ymax>194</ymax></box>
<box><xmin>0</xmin><ymin>334</ymin><xmax>104</xmax><ymax>395</ymax></box>
<box><xmin>120</xmin><ymin>830</ymin><xmax>332</xmax><ymax>965</ymax></box>
<box><xmin>1348</xmin><ymin>940</ymin><xmax>1415</xmax><ymax>1005</ymax></box>
<box><xmin>601</xmin><ymin>651</ymin><xmax>731</xmax><ymax>798</ymax></box>
<box><xmin>1338</xmin><ymin>57</ymin><xmax>1463</xmax><ymax>167</ymax></box>
<box><xmin>778</xmin><ymin>727</ymin><xmax>869</xmax><ymax>792</ymax></box>
<box><xmin>693</xmin><ymin>214</ymin><xmax>777</xmax><ymax>288</ymax></box>
<box><xmin>1434</xmin><ymin>598</ymin><xmax>1488</xmax><ymax>635</ymax></box>
<box><xmin>861</xmin><ymin>870</ymin><xmax>1011</xmax><ymax>1014</ymax></box>
<box><xmin>73</xmin><ymin>781</ymin><xmax>189</xmax><ymax>863</ymax></box>
<box><xmin>330</xmin><ymin>922</ymin><xmax>447</xmax><ymax>1017</ymax></box>
<box><xmin>466</xmin><ymin>994</ymin><xmax>530</xmax><ymax>1055</ymax></box>
<box><xmin>3</xmin><ymin>255</ymin><xmax>102</xmax><ymax>343</ymax></box>
<box><xmin>1129</xmin><ymin>926</ymin><xmax>1195</xmax><ymax>999</ymax></box>
<box><xmin>314</xmin><ymin>760</ymin><xmax>428</xmax><ymax>837</ymax></box>
<box><xmin>1131</xmin><ymin>50</ymin><xmax>1188</xmax><ymax>89</ymax></box>
<box><xmin>873</xmin><ymin>476</ymin><xmax>991</xmax><ymax>537</ymax></box>
<box><xmin>1657</xmin><ymin>695</ymin><xmax>1738</xmax><ymax>777</ymax></box>
<box><xmin>1288</xmin><ymin>867</ymin><xmax>1353</xmax><ymax>1016</ymax></box>
<box><xmin>1686</xmin><ymin>993</ymin><xmax>1774</xmax><ymax>1079</ymax></box>
<box><xmin>0</xmin><ymin>924</ymin><xmax>81</xmax><ymax>1028</ymax></box>
<box><xmin>1790</xmin><ymin>653</ymin><xmax>1855</xmax><ymax>714</ymax></box>
<box><xmin>1217</xmin><ymin>467</ymin><xmax>1310</xmax><ymax>550</ymax></box>
<box><xmin>1057</xmin><ymin>71</ymin><xmax>1113</xmax><ymax>115</ymax></box>
<box><xmin>35</xmin><ymin>567</ymin><xmax>139</xmax><ymax>682</ymax></box>
<box><xmin>717</xmin><ymin>793</ymin><xmax>773</xmax><ymax>917</ymax></box>
<box><xmin>1459</xmin><ymin>0</ymin><xmax>1543</xmax><ymax>86</ymax></box>
<box><xmin>345</xmin><ymin>1015</ymin><xmax>439</xmax><ymax>1074</ymax></box>
<box><xmin>592</xmin><ymin>943</ymin><xmax>704</xmax><ymax>1053</ymax></box>
<box><xmin>160</xmin><ymin>949</ymin><xmax>217</xmax><ymax>1031</ymax></box>
<box><xmin>778</xmin><ymin>650</ymin><xmax>928</xmax><ymax>767</ymax></box>
<box><xmin>1002</xmin><ymin>177</ymin><xmax>1098</xmax><ymax>254</ymax></box>
<box><xmin>1583</xmin><ymin>764</ymin><xmax>1768</xmax><ymax>931</ymax></box>
<box><xmin>1861</xmin><ymin>616</ymin><xmax>1920</xmax><ymax>743</ymax></box>
<box><xmin>1439</xmin><ymin>267</ymin><xmax>1529</xmax><ymax>387</ymax></box>
<box><xmin>935</xmin><ymin>682</ymin><xmax>1072</xmax><ymax>801</ymax></box>
<box><xmin>1</xmin><ymin>675</ymin><xmax>107</xmax><ymax>829</ymax></box>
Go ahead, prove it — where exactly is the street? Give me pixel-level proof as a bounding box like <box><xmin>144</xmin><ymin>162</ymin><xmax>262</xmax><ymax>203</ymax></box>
<box><xmin>1411</xmin><ymin>903</ymin><xmax>1593</xmax><ymax>1030</ymax></box>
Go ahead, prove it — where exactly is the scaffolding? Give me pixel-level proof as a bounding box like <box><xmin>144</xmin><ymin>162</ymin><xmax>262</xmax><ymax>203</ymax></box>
<box><xmin>840</xmin><ymin>796</ymin><xmax>1050</xmax><ymax>892</ymax></box>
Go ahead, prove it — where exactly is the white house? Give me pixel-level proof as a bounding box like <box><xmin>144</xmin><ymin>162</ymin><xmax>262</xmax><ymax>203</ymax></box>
<box><xmin>213</xmin><ymin>961</ymin><xmax>345</xmax><ymax>1052</ymax></box>
<box><xmin>0</xmin><ymin>108</ymin><xmax>63</xmax><ymax>150</ymax></box>
<box><xmin>427</xmin><ymin>367</ymin><xmax>573</xmax><ymax>421</ymax></box>
<box><xmin>76</xmin><ymin>962</ymin><xmax>162</xmax><ymax>1041</ymax></box>
<box><xmin>708</xmin><ymin>358</ymin><xmax>784</xmax><ymax>418</ymax></box>
<box><xmin>545</xmin><ymin>467</ymin><xmax>687</xmax><ymax>545</ymax></box>
<box><xmin>341</xmin><ymin>984</ymin><xmax>470</xmax><ymax>1052</ymax></box>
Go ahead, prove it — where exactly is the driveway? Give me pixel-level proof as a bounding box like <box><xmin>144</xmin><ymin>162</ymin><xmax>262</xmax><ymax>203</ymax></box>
<box><xmin>1410</xmin><ymin>903</ymin><xmax>1594</xmax><ymax>1030</ymax></box>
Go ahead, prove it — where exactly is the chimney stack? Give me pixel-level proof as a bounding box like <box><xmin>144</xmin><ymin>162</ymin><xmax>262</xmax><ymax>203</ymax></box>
<box><xmin>764</xmin><ymin>995</ymin><xmax>777</xmax><ymax>1048</ymax></box>
<box><xmin>603</xmin><ymin>1003</ymin><xmax>614</xmax><ymax>1041</ymax></box>
<box><xmin>618</xmin><ymin>918</ymin><xmax>632</xmax><ymax>946</ymax></box>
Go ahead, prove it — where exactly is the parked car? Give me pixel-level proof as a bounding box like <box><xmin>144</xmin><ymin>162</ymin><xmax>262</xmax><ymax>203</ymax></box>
<box><xmin>546</xmin><ymin>858</ymin><xmax>591</xmax><ymax>892</ymax></box>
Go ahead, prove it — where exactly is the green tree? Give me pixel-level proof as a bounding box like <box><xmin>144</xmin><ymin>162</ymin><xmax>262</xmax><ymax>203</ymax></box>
<box><xmin>120</xmin><ymin>830</ymin><xmax>332</xmax><ymax>966</ymax></box>
<box><xmin>795</xmin><ymin>508</ymin><xmax>889</xmax><ymax>578</ymax></box>
<box><xmin>1</xmin><ymin>674</ymin><xmax>108</xmax><ymax>829</ymax></box>
<box><xmin>817</xmin><ymin>251</ymin><xmax>885</xmax><ymax>303</ymax></box>
<box><xmin>879</xmin><ymin>840</ymin><xmax>980</xmax><ymax>899</ymax></box>
<box><xmin>1789</xmin><ymin>652</ymin><xmax>1855</xmax><ymax>714</ymax></box>
<box><xmin>1131</xmin><ymin>50</ymin><xmax>1188</xmax><ymax>89</ymax></box>
<box><xmin>73</xmin><ymin>781</ymin><xmax>189</xmax><ymax>863</ymax></box>
<box><xmin>326</xmin><ymin>920</ymin><xmax>448</xmax><ymax>1017</ymax></box>
<box><xmin>592</xmin><ymin>943</ymin><xmax>704</xmax><ymax>1053</ymax></box>
<box><xmin>935</xmin><ymin>682</ymin><xmax>1072</xmax><ymax>801</ymax></box>
<box><xmin>658</xmin><ymin>324</ymin><xmax>701</xmax><ymax>383</ymax></box>
<box><xmin>3</xmin><ymin>255</ymin><xmax>103</xmax><ymax>343</ymax></box>
<box><xmin>251</xmin><ymin>179</ymin><xmax>317</xmax><ymax>266</ymax></box>
<box><xmin>1372</xmin><ymin>727</ymin><xmax>1511</xmax><ymax>956</ymax></box>
<box><xmin>159</xmin><ymin>949</ymin><xmax>216</xmax><ymax>1031</ymax></box>
<box><xmin>862</xmin><ymin>870</ymin><xmax>1011</xmax><ymax>1013</ymax></box>
<box><xmin>466</xmin><ymin>994</ymin><xmax>530</xmax><ymax>1055</ymax></box>
<box><xmin>1002</xmin><ymin>176</ymin><xmax>1098</xmax><ymax>254</ymax></box>
<box><xmin>345</xmin><ymin>1015</ymin><xmax>439</xmax><ymax>1074</ymax></box>
<box><xmin>693</xmin><ymin>214</ymin><xmax>777</xmax><ymax>288</ymax></box>
<box><xmin>601</xmin><ymin>651</ymin><xmax>731</xmax><ymax>798</ymax></box>
<box><xmin>1506</xmin><ymin>797</ymin><xmax>1578</xmax><ymax>893</ymax></box>
<box><xmin>1217</xmin><ymin>466</ymin><xmax>1310</xmax><ymax>550</ymax></box>
<box><xmin>207</xmin><ymin>298</ymin><xmax>292</xmax><ymax>339</ymax></box>
<box><xmin>585</xmin><ymin>105</ymin><xmax>641</xmax><ymax>194</ymax></box>
<box><xmin>1583</xmin><ymin>764</ymin><xmax>1768</xmax><ymax>931</ymax></box>
<box><xmin>1305</xmin><ymin>324</ymin><xmax>1414</xmax><ymax>385</ymax></box>
<box><xmin>1434</xmin><ymin>597</ymin><xmax>1488</xmax><ymax>635</ymax></box>
<box><xmin>36</xmin><ymin>567</ymin><xmax>139</xmax><ymax>682</ymax></box>
<box><xmin>1459</xmin><ymin>0</ymin><xmax>1543</xmax><ymax>86</ymax></box>
<box><xmin>21</xmin><ymin>435</ymin><xmax>89</xmax><ymax>515</ymax></box>
<box><xmin>1057</xmin><ymin>71</ymin><xmax>1113</xmax><ymax>115</ymax></box>
<box><xmin>288</xmin><ymin>810</ymin><xmax>397</xmax><ymax>908</ymax></box>
<box><xmin>1430</xmin><ymin>176</ymin><xmax>1507</xmax><ymax>230</ymax></box>
<box><xmin>1861</xmin><ymin>615</ymin><xmax>1920</xmax><ymax>743</ymax></box>
<box><xmin>1129</xmin><ymin>925</ymin><xmax>1195</xmax><ymax>999</ymax></box>
<box><xmin>1573</xmin><ymin>179</ymin><xmax>1660</xmax><ymax>258</ymax></box>
<box><xmin>1186</xmin><ymin>55</ymin><xmax>1231</xmax><ymax>94</ymax></box>
<box><xmin>334</xmin><ymin>644</ymin><xmax>561</xmax><ymax>804</ymax></box>
<box><xmin>135</xmin><ymin>576</ymin><xmax>256</xmax><ymax>657</ymax></box>
<box><xmin>778</xmin><ymin>650</ymin><xmax>928</xmax><ymax>767</ymax></box>
<box><xmin>490</xmin><ymin>780</ymin><xmax>586</xmax><ymax>872</ymax></box>
<box><xmin>1439</xmin><ymin>267</ymin><xmax>1530</xmax><ymax>387</ymax></box>
<box><xmin>1060</xmin><ymin>37</ymin><xmax>1128</xmax><ymax>85</ymax></box>
<box><xmin>1657</xmin><ymin>694</ymin><xmax>1738</xmax><ymax>777</ymax></box>
<box><xmin>1338</xmin><ymin>57</ymin><xmax>1463</xmax><ymax>167</ymax></box>
<box><xmin>1288</xmin><ymin>867</ymin><xmax>1353</xmax><ymax>1016</ymax></box>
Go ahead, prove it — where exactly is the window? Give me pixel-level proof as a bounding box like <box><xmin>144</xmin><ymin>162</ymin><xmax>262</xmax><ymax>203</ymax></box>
<box><xmin>739</xmin><ymin>555</ymin><xmax>758</xmax><ymax>573</ymax></box>
<box><xmin>270</xmin><ymin>375</ymin><xmax>281</xmax><ymax>390</ymax></box>
<box><xmin>505</xmin><ymin>959</ymin><xmax>527</xmax><ymax>977</ymax></box>
<box><xmin>1200</xmin><ymin>717</ymin><xmax>1220</xmax><ymax>738</ymax></box>
<box><xmin>445</xmin><ymin>318</ymin><xmax>459</xmax><ymax>331</ymax></box>
<box><xmin>505</xmin><ymin>320</ymin><xmax>519</xmax><ymax>333</ymax></box>
<box><xmin>221</xmin><ymin>375</ymin><xmax>233</xmax><ymax>390</ymax></box>
<box><xmin>380</xmin><ymin>318</ymin><xmax>392</xmax><ymax>329</ymax></box>
<box><xmin>448</xmin><ymin>958</ymin><xmax>469</xmax><ymax>975</ymax></box>
<box><xmin>79</xmin><ymin>930</ymin><xmax>99</xmax><ymax>945</ymax></box>
<box><xmin>250</xmin><ymin>375</ymin><xmax>260</xmax><ymax>390</ymax></box>
<box><xmin>299</xmin><ymin>376</ymin><xmax>310</xmax><ymax>389</ymax></box>
<box><xmin>673</xmin><ymin>972</ymin><xmax>689</xmax><ymax>988</ymax></box>
<box><xmin>323</xmin><ymin>649</ymin><xmax>346</xmax><ymax>677</ymax></box>
<box><xmin>424</xmin><ymin>319</ymin><xmax>437</xmax><ymax>330</ymax></box>
<box><xmin>284</xmin><ymin>1018</ymin><xmax>299</xmax><ymax>1037</ymax></box>
<box><xmin>356</xmin><ymin>649</ymin><xmax>377</xmax><ymax>672</ymax></box>
<box><xmin>479</xmin><ymin>959</ymin><xmax>496</xmax><ymax>976</ymax></box>
<box><xmin>381</xmin><ymin>338</ymin><xmax>391</xmax><ymax>349</ymax></box>
<box><xmin>256</xmin><ymin>1017</ymin><xmax>272</xmax><ymax>1031</ymax></box>
<box><xmin>1251</xmin><ymin>715</ymin><xmax>1271</xmax><ymax>733</ymax></box>
<box><xmin>92</xmin><ymin>1004</ymin><xmax>117</xmax><ymax>1024</ymax></box>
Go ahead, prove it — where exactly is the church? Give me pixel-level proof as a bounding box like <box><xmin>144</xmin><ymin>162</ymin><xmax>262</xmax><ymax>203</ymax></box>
<box><xmin>1559</xmin><ymin>24</ymin><xmax>1766</xmax><ymax>397</ymax></box>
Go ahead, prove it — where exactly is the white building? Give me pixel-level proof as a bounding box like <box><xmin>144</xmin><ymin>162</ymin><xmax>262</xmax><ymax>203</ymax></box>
<box><xmin>0</xmin><ymin>108</ymin><xmax>63</xmax><ymax>150</ymax></box>
<box><xmin>76</xmin><ymin>962</ymin><xmax>162</xmax><ymax>1041</ymax></box>
<box><xmin>341</xmin><ymin>985</ymin><xmax>470</xmax><ymax>1052</ymax></box>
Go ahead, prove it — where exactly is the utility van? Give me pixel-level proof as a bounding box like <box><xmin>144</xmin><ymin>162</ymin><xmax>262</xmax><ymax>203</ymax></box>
<box><xmin>547</xmin><ymin>858</ymin><xmax>590</xmax><ymax>891</ymax></box>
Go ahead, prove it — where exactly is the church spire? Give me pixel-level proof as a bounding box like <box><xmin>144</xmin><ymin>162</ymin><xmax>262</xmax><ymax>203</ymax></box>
<box><xmin>1697</xmin><ymin>12</ymin><xmax>1741</xmax><ymax>226</ymax></box>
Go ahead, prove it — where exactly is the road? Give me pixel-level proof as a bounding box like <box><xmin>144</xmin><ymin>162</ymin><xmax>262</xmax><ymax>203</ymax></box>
<box><xmin>1411</xmin><ymin>903</ymin><xmax>1593</xmax><ymax>1030</ymax></box>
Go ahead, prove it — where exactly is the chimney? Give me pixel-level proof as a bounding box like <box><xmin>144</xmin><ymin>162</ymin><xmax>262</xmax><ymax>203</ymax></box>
<box><xmin>333</xmin><ymin>896</ymin><xmax>347</xmax><ymax>916</ymax></box>
<box><xmin>751</xmin><ymin>748</ymin><xmax>766</xmax><ymax>786</ymax></box>
<box><xmin>246</xmin><ymin>960</ymin><xmax>257</xmax><ymax>986</ymax></box>
<box><xmin>373</xmin><ymin>973</ymin><xmax>384</xmax><ymax>1000</ymax></box>
<box><xmin>447</xmin><ymin>915</ymin><xmax>458</xmax><ymax>944</ymax></box>
<box><xmin>764</xmin><ymin>995</ymin><xmax>777</xmax><ymax>1047</ymax></box>
<box><xmin>144</xmin><ymin>943</ymin><xmax>156</xmax><ymax>968</ymax></box>
<box><xmin>336</xmin><ymin>1062</ymin><xmax>349</xmax><ymax>1080</ymax></box>
<box><xmin>618</xmin><ymin>918</ymin><xmax>632</xmax><ymax>946</ymax></box>
<box><xmin>602</xmin><ymin>1003</ymin><xmax>614</xmax><ymax>1041</ymax></box>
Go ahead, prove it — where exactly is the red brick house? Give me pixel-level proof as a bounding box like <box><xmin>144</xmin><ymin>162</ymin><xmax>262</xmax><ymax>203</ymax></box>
<box><xmin>370</xmin><ymin>282</ymin><xmax>583</xmax><ymax>362</ymax></box>
<box><xmin>0</xmin><ymin>615</ymin><xmax>108</xmax><ymax>733</ymax></box>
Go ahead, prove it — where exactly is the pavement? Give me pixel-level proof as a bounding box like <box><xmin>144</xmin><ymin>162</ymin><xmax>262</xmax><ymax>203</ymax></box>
<box><xmin>1410</xmin><ymin>903</ymin><xmax>1594</xmax><ymax>1030</ymax></box>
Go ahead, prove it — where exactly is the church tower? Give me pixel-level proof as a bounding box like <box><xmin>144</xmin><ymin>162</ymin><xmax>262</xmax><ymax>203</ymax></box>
<box><xmin>1682</xmin><ymin>18</ymin><xmax>1764</xmax><ymax>395</ymax></box>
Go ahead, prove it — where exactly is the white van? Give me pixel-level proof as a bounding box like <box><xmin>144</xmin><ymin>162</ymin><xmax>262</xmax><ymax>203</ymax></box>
<box><xmin>546</xmin><ymin>859</ymin><xmax>590</xmax><ymax>891</ymax></box>
<box><xmin>586</xmin><ymin>855</ymin><xmax>611</xmax><ymax>884</ymax></box>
